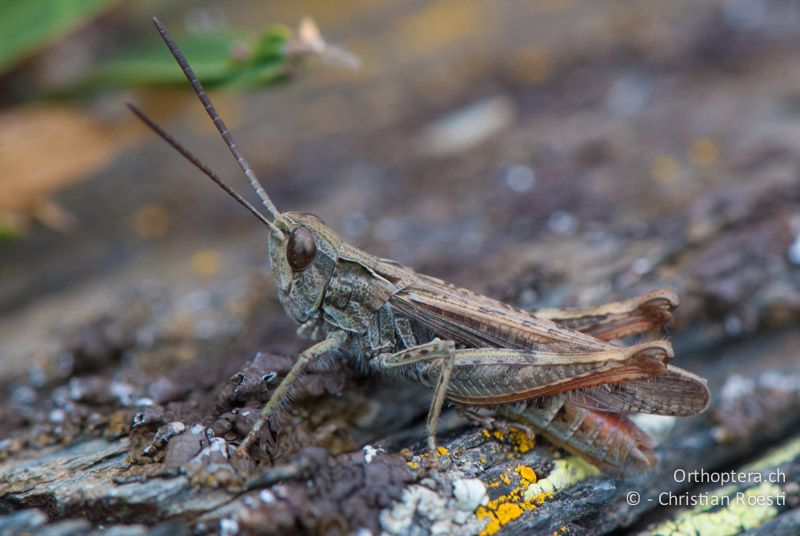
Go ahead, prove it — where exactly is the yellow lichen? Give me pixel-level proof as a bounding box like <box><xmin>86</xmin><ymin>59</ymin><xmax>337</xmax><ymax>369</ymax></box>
<box><xmin>133</xmin><ymin>204</ymin><xmax>169</xmax><ymax>238</ymax></box>
<box><xmin>472</xmin><ymin>439</ymin><xmax>597</xmax><ymax>535</ymax></box>
<box><xmin>647</xmin><ymin>483</ymin><xmax>783</xmax><ymax>535</ymax></box>
<box><xmin>476</xmin><ymin>508</ymin><xmax>502</xmax><ymax>535</ymax></box>
<box><xmin>651</xmin><ymin>154</ymin><xmax>681</xmax><ymax>185</ymax></box>
<box><xmin>190</xmin><ymin>249</ymin><xmax>222</xmax><ymax>277</ymax></box>
<box><xmin>476</xmin><ymin>465</ymin><xmax>551</xmax><ymax>536</ymax></box>
<box><xmin>437</xmin><ymin>446</ymin><xmax>450</xmax><ymax>456</ymax></box>
<box><xmin>742</xmin><ymin>435</ymin><xmax>800</xmax><ymax>473</ymax></box>
<box><xmin>507</xmin><ymin>427</ymin><xmax>536</xmax><ymax>454</ymax></box>
<box><xmin>483</xmin><ymin>425</ymin><xmax>536</xmax><ymax>454</ymax></box>
<box><xmin>524</xmin><ymin>457</ymin><xmax>599</xmax><ymax>502</ymax></box>
<box><xmin>406</xmin><ymin>461</ymin><xmax>419</xmax><ymax>470</ymax></box>
<box><xmin>646</xmin><ymin>438</ymin><xmax>798</xmax><ymax>535</ymax></box>
<box><xmin>495</xmin><ymin>502</ymin><xmax>523</xmax><ymax>523</ymax></box>
<box><xmin>688</xmin><ymin>137</ymin><xmax>719</xmax><ymax>168</ymax></box>
<box><xmin>505</xmin><ymin>45</ymin><xmax>554</xmax><ymax>85</ymax></box>
<box><xmin>516</xmin><ymin>465</ymin><xmax>537</xmax><ymax>484</ymax></box>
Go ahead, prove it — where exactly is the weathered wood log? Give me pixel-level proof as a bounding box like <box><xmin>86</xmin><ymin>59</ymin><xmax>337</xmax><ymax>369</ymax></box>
<box><xmin>3</xmin><ymin>2</ymin><xmax>800</xmax><ymax>534</ymax></box>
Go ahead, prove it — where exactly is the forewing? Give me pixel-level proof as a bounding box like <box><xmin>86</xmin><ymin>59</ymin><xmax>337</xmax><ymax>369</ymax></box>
<box><xmin>389</xmin><ymin>274</ymin><xmax>611</xmax><ymax>353</ymax></box>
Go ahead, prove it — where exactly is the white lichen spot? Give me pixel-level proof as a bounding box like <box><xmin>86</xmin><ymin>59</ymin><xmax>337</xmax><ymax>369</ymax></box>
<box><xmin>380</xmin><ymin>485</ymin><xmax>447</xmax><ymax>534</ymax></box>
<box><xmin>631</xmin><ymin>257</ymin><xmax>653</xmax><ymax>275</ymax></box>
<box><xmin>68</xmin><ymin>379</ymin><xmax>83</xmax><ymax>401</ymax></box>
<box><xmin>630</xmin><ymin>414</ymin><xmax>676</xmax><ymax>445</ymax></box>
<box><xmin>110</xmin><ymin>381</ymin><xmax>136</xmax><ymax>406</ymax></box>
<box><xmin>724</xmin><ymin>0</ymin><xmax>766</xmax><ymax>30</ymax></box>
<box><xmin>759</xmin><ymin>371</ymin><xmax>800</xmax><ymax>393</ymax></box>
<box><xmin>259</xmin><ymin>489</ymin><xmax>276</xmax><ymax>504</ymax></box>
<box><xmin>547</xmin><ymin>210</ymin><xmax>578</xmax><ymax>236</ymax></box>
<box><xmin>606</xmin><ymin>73</ymin><xmax>650</xmax><ymax>116</ymax></box>
<box><xmin>723</xmin><ymin>314</ymin><xmax>743</xmax><ymax>337</ymax></box>
<box><xmin>431</xmin><ymin>519</ymin><xmax>452</xmax><ymax>535</ymax></box>
<box><xmin>503</xmin><ymin>164</ymin><xmax>536</xmax><ymax>193</ymax></box>
<box><xmin>787</xmin><ymin>232</ymin><xmax>800</xmax><ymax>265</ymax></box>
<box><xmin>273</xmin><ymin>485</ymin><xmax>289</xmax><ymax>499</ymax></box>
<box><xmin>167</xmin><ymin>422</ymin><xmax>186</xmax><ymax>435</ymax></box>
<box><xmin>207</xmin><ymin>437</ymin><xmax>229</xmax><ymax>458</ymax></box>
<box><xmin>363</xmin><ymin>444</ymin><xmax>383</xmax><ymax>463</ymax></box>
<box><xmin>417</xmin><ymin>95</ymin><xmax>516</xmax><ymax>156</ymax></box>
<box><xmin>381</xmin><ymin>477</ymin><xmax>488</xmax><ymax>534</ymax></box>
<box><xmin>181</xmin><ymin>289</ymin><xmax>212</xmax><ymax>311</ymax></box>
<box><xmin>523</xmin><ymin>457</ymin><xmax>599</xmax><ymax>502</ymax></box>
<box><xmin>719</xmin><ymin>375</ymin><xmax>756</xmax><ymax>403</ymax></box>
<box><xmin>220</xmin><ymin>517</ymin><xmax>239</xmax><ymax>536</ymax></box>
<box><xmin>415</xmin><ymin>486</ymin><xmax>447</xmax><ymax>521</ymax></box>
<box><xmin>452</xmin><ymin>478</ymin><xmax>487</xmax><ymax>512</ymax></box>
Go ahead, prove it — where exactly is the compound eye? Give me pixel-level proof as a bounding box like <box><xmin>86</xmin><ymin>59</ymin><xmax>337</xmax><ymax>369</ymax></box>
<box><xmin>287</xmin><ymin>226</ymin><xmax>317</xmax><ymax>271</ymax></box>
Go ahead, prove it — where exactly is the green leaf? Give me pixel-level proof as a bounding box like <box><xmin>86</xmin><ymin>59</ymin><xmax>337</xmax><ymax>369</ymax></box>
<box><xmin>79</xmin><ymin>25</ymin><xmax>293</xmax><ymax>91</ymax></box>
<box><xmin>0</xmin><ymin>0</ymin><xmax>123</xmax><ymax>74</ymax></box>
<box><xmin>0</xmin><ymin>219</ymin><xmax>22</xmax><ymax>241</ymax></box>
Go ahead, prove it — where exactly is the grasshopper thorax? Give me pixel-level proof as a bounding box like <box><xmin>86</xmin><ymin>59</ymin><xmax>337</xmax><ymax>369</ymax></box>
<box><xmin>269</xmin><ymin>212</ymin><xmax>343</xmax><ymax>325</ymax></box>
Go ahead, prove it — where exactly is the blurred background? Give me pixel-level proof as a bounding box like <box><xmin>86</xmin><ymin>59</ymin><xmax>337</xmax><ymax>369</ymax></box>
<box><xmin>3</xmin><ymin>0</ymin><xmax>800</xmax><ymax>424</ymax></box>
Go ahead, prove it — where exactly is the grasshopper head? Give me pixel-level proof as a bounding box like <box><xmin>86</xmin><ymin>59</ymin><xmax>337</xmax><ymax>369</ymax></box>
<box><xmin>130</xmin><ymin>20</ymin><xmax>344</xmax><ymax>326</ymax></box>
<box><xmin>269</xmin><ymin>212</ymin><xmax>342</xmax><ymax>324</ymax></box>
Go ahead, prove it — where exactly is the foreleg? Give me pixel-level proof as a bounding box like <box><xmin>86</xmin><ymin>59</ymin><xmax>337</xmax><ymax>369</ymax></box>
<box><xmin>236</xmin><ymin>336</ymin><xmax>342</xmax><ymax>456</ymax></box>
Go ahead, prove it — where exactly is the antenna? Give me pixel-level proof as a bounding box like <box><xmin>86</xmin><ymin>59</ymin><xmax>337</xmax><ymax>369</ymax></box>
<box><xmin>151</xmin><ymin>16</ymin><xmax>280</xmax><ymax>220</ymax></box>
<box><xmin>127</xmin><ymin>102</ymin><xmax>284</xmax><ymax>238</ymax></box>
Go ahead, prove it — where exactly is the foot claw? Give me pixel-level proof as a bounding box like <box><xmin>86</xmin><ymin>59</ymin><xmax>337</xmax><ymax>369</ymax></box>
<box><xmin>233</xmin><ymin>447</ymin><xmax>248</xmax><ymax>461</ymax></box>
<box><xmin>426</xmin><ymin>453</ymin><xmax>441</xmax><ymax>472</ymax></box>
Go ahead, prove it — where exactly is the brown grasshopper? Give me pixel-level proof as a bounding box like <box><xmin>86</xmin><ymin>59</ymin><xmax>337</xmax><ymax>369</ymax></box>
<box><xmin>129</xmin><ymin>17</ymin><xmax>709</xmax><ymax>476</ymax></box>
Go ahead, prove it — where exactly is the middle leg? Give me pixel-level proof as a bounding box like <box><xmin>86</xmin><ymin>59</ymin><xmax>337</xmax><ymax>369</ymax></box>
<box><xmin>375</xmin><ymin>339</ymin><xmax>456</xmax><ymax>464</ymax></box>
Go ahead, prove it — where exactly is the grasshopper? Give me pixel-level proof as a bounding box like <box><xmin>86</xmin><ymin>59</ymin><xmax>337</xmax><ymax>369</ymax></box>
<box><xmin>129</xmin><ymin>17</ymin><xmax>709</xmax><ymax>476</ymax></box>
